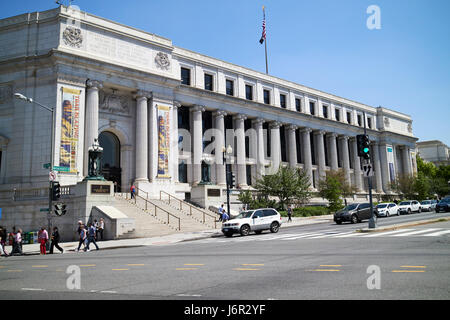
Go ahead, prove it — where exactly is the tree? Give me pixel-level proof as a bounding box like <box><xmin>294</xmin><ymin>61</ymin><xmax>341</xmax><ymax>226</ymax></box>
<box><xmin>318</xmin><ymin>170</ymin><xmax>355</xmax><ymax>213</ymax></box>
<box><xmin>252</xmin><ymin>166</ymin><xmax>312</xmax><ymax>210</ymax></box>
<box><xmin>390</xmin><ymin>174</ymin><xmax>417</xmax><ymax>200</ymax></box>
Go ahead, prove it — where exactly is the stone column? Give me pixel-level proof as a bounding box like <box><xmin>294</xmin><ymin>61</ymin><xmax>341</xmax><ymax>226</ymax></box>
<box><xmin>191</xmin><ymin>105</ymin><xmax>204</xmax><ymax>186</ymax></box>
<box><xmin>270</xmin><ymin>121</ymin><xmax>282</xmax><ymax>173</ymax></box>
<box><xmin>315</xmin><ymin>130</ymin><xmax>326</xmax><ymax>180</ymax></box>
<box><xmin>84</xmin><ymin>80</ymin><xmax>103</xmax><ymax>176</ymax></box>
<box><xmin>372</xmin><ymin>141</ymin><xmax>384</xmax><ymax>193</ymax></box>
<box><xmin>234</xmin><ymin>114</ymin><xmax>247</xmax><ymax>188</ymax></box>
<box><xmin>134</xmin><ymin>90</ymin><xmax>150</xmax><ymax>182</ymax></box>
<box><xmin>214</xmin><ymin>110</ymin><xmax>227</xmax><ymax>186</ymax></box>
<box><xmin>350</xmin><ymin>137</ymin><xmax>363</xmax><ymax>192</ymax></box>
<box><xmin>379</xmin><ymin>142</ymin><xmax>391</xmax><ymax>193</ymax></box>
<box><xmin>328</xmin><ymin>133</ymin><xmax>338</xmax><ymax>171</ymax></box>
<box><xmin>253</xmin><ymin>118</ymin><xmax>265</xmax><ymax>179</ymax></box>
<box><xmin>402</xmin><ymin>146</ymin><xmax>412</xmax><ymax>176</ymax></box>
<box><xmin>287</xmin><ymin>125</ymin><xmax>298</xmax><ymax>168</ymax></box>
<box><xmin>339</xmin><ymin>135</ymin><xmax>351</xmax><ymax>184</ymax></box>
<box><xmin>300</xmin><ymin>128</ymin><xmax>313</xmax><ymax>187</ymax></box>
<box><xmin>172</xmin><ymin>101</ymin><xmax>180</xmax><ymax>183</ymax></box>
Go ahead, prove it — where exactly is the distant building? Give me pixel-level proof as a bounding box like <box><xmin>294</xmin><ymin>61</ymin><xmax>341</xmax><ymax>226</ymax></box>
<box><xmin>417</xmin><ymin>140</ymin><xmax>450</xmax><ymax>166</ymax></box>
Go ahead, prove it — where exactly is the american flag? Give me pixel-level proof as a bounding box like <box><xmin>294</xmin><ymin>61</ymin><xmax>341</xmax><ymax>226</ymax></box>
<box><xmin>259</xmin><ymin>8</ymin><xmax>266</xmax><ymax>44</ymax></box>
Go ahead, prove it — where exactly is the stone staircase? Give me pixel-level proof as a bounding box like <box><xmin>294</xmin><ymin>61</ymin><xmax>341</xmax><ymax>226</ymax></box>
<box><xmin>113</xmin><ymin>192</ymin><xmax>220</xmax><ymax>239</ymax></box>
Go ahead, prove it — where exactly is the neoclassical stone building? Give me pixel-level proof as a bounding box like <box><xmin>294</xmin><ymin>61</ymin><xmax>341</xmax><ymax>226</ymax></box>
<box><xmin>0</xmin><ymin>6</ymin><xmax>418</xmax><ymax>212</ymax></box>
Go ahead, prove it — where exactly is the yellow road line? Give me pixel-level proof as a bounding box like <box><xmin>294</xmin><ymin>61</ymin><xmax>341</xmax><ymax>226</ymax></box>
<box><xmin>176</xmin><ymin>268</ymin><xmax>198</xmax><ymax>270</ymax></box>
<box><xmin>233</xmin><ymin>268</ymin><xmax>261</xmax><ymax>271</ymax></box>
<box><xmin>320</xmin><ymin>265</ymin><xmax>342</xmax><ymax>267</ymax></box>
<box><xmin>80</xmin><ymin>264</ymin><xmax>96</xmax><ymax>267</ymax></box>
<box><xmin>7</xmin><ymin>269</ymin><xmax>23</xmax><ymax>272</ymax></box>
<box><xmin>112</xmin><ymin>268</ymin><xmax>129</xmax><ymax>271</ymax></box>
<box><xmin>32</xmin><ymin>265</ymin><xmax>48</xmax><ymax>268</ymax></box>
<box><xmin>309</xmin><ymin>269</ymin><xmax>341</xmax><ymax>272</ymax></box>
<box><xmin>392</xmin><ymin>270</ymin><xmax>425</xmax><ymax>273</ymax></box>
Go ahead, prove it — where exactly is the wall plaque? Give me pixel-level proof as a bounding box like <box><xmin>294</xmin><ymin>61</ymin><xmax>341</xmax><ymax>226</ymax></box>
<box><xmin>91</xmin><ymin>184</ymin><xmax>111</xmax><ymax>194</ymax></box>
<box><xmin>207</xmin><ymin>189</ymin><xmax>221</xmax><ymax>197</ymax></box>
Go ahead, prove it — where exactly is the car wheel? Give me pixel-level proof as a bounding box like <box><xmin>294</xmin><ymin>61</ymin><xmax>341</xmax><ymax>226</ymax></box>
<box><xmin>418</xmin><ymin>207</ymin><xmax>422</xmax><ymax>213</ymax></box>
<box><xmin>408</xmin><ymin>208</ymin><xmax>411</xmax><ymax>214</ymax></box>
<box><xmin>240</xmin><ymin>225</ymin><xmax>250</xmax><ymax>236</ymax></box>
<box><xmin>336</xmin><ymin>221</ymin><xmax>342</xmax><ymax>225</ymax></box>
<box><xmin>387</xmin><ymin>211</ymin><xmax>390</xmax><ymax>217</ymax></box>
<box><xmin>351</xmin><ymin>214</ymin><xmax>358</xmax><ymax>224</ymax></box>
<box><xmin>270</xmin><ymin>222</ymin><xmax>280</xmax><ymax>233</ymax></box>
<box><xmin>224</xmin><ymin>232</ymin><xmax>233</xmax><ymax>237</ymax></box>
<box><xmin>397</xmin><ymin>210</ymin><xmax>400</xmax><ymax>216</ymax></box>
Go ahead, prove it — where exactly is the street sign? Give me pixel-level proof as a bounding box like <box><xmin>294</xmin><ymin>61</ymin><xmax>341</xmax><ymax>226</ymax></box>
<box><xmin>363</xmin><ymin>163</ymin><xmax>374</xmax><ymax>177</ymax></box>
<box><xmin>43</xmin><ymin>163</ymin><xmax>51</xmax><ymax>169</ymax></box>
<box><xmin>49</xmin><ymin>171</ymin><xmax>57</xmax><ymax>181</ymax></box>
<box><xmin>53</xmin><ymin>166</ymin><xmax>70</xmax><ymax>172</ymax></box>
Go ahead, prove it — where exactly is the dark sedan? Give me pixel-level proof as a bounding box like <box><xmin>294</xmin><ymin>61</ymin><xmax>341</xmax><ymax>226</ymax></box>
<box><xmin>435</xmin><ymin>198</ymin><xmax>450</xmax><ymax>213</ymax></box>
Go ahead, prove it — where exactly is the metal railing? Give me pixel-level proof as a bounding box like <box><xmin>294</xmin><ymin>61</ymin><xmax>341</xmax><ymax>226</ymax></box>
<box><xmin>126</xmin><ymin>187</ymin><xmax>181</xmax><ymax>231</ymax></box>
<box><xmin>159</xmin><ymin>190</ymin><xmax>217</xmax><ymax>229</ymax></box>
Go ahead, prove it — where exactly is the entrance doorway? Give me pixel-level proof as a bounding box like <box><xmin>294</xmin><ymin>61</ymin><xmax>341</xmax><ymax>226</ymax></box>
<box><xmin>98</xmin><ymin>131</ymin><xmax>121</xmax><ymax>191</ymax></box>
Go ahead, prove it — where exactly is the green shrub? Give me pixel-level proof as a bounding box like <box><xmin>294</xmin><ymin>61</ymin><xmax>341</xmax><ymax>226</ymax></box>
<box><xmin>280</xmin><ymin>206</ymin><xmax>330</xmax><ymax>217</ymax></box>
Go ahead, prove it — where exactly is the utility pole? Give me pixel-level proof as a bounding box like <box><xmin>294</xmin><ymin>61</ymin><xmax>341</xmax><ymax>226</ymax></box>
<box><xmin>363</xmin><ymin>111</ymin><xmax>377</xmax><ymax>229</ymax></box>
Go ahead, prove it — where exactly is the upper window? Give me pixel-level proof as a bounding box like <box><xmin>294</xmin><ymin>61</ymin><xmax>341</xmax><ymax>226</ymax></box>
<box><xmin>323</xmin><ymin>105</ymin><xmax>329</xmax><ymax>118</ymax></box>
<box><xmin>226</xmin><ymin>79</ymin><xmax>234</xmax><ymax>96</ymax></box>
<box><xmin>181</xmin><ymin>67</ymin><xmax>191</xmax><ymax>86</ymax></box>
<box><xmin>335</xmin><ymin>109</ymin><xmax>340</xmax><ymax>121</ymax></box>
<box><xmin>204</xmin><ymin>73</ymin><xmax>213</xmax><ymax>91</ymax></box>
<box><xmin>367</xmin><ymin>117</ymin><xmax>373</xmax><ymax>129</ymax></box>
<box><xmin>245</xmin><ymin>84</ymin><xmax>253</xmax><ymax>100</ymax></box>
<box><xmin>263</xmin><ymin>89</ymin><xmax>270</xmax><ymax>104</ymax></box>
<box><xmin>295</xmin><ymin>98</ymin><xmax>301</xmax><ymax>112</ymax></box>
<box><xmin>346</xmin><ymin>111</ymin><xmax>352</xmax><ymax>124</ymax></box>
<box><xmin>280</xmin><ymin>94</ymin><xmax>287</xmax><ymax>109</ymax></box>
<box><xmin>309</xmin><ymin>102</ymin><xmax>315</xmax><ymax>115</ymax></box>
<box><xmin>357</xmin><ymin>114</ymin><xmax>362</xmax><ymax>126</ymax></box>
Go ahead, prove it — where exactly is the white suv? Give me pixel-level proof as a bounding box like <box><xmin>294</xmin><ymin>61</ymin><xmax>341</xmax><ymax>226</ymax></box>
<box><xmin>222</xmin><ymin>208</ymin><xmax>282</xmax><ymax>237</ymax></box>
<box><xmin>398</xmin><ymin>200</ymin><xmax>422</xmax><ymax>214</ymax></box>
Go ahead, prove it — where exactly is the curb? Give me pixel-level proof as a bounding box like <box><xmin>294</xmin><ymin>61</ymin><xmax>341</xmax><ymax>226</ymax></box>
<box><xmin>357</xmin><ymin>217</ymin><xmax>450</xmax><ymax>233</ymax></box>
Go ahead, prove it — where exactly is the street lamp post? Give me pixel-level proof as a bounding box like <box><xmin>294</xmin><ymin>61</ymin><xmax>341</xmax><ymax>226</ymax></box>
<box><xmin>223</xmin><ymin>145</ymin><xmax>233</xmax><ymax>218</ymax></box>
<box><xmin>14</xmin><ymin>93</ymin><xmax>55</xmax><ymax>247</ymax></box>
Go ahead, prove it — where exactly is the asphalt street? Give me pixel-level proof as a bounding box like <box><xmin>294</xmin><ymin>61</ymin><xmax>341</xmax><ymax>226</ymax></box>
<box><xmin>1</xmin><ymin>211</ymin><xmax>449</xmax><ymax>301</ymax></box>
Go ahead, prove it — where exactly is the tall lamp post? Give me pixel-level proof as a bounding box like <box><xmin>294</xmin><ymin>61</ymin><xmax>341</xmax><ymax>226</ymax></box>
<box><xmin>14</xmin><ymin>93</ymin><xmax>55</xmax><ymax>246</ymax></box>
<box><xmin>223</xmin><ymin>144</ymin><xmax>233</xmax><ymax>217</ymax></box>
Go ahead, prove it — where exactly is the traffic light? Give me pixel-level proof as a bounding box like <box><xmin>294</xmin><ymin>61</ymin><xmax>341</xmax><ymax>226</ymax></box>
<box><xmin>356</xmin><ymin>134</ymin><xmax>371</xmax><ymax>160</ymax></box>
<box><xmin>51</xmin><ymin>182</ymin><xmax>61</xmax><ymax>201</ymax></box>
<box><xmin>227</xmin><ymin>171</ymin><xmax>236</xmax><ymax>189</ymax></box>
<box><xmin>54</xmin><ymin>203</ymin><xmax>67</xmax><ymax>216</ymax></box>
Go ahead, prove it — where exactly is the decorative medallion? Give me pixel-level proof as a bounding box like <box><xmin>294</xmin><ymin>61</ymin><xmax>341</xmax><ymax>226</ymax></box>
<box><xmin>155</xmin><ymin>51</ymin><xmax>171</xmax><ymax>70</ymax></box>
<box><xmin>62</xmin><ymin>26</ymin><xmax>83</xmax><ymax>48</ymax></box>
<box><xmin>100</xmin><ymin>89</ymin><xmax>130</xmax><ymax>115</ymax></box>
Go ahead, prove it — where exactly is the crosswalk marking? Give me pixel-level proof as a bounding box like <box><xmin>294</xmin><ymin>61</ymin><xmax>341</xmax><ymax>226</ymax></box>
<box><xmin>422</xmin><ymin>229</ymin><xmax>450</xmax><ymax>237</ymax></box>
<box><xmin>361</xmin><ymin>229</ymin><xmax>414</xmax><ymax>237</ymax></box>
<box><xmin>391</xmin><ymin>228</ymin><xmax>441</xmax><ymax>237</ymax></box>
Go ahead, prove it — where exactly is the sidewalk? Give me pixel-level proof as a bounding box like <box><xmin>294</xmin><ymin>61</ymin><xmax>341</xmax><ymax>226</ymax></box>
<box><xmin>4</xmin><ymin>214</ymin><xmax>334</xmax><ymax>256</ymax></box>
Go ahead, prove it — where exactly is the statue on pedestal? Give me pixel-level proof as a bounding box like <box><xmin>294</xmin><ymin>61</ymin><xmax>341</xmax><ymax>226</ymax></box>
<box><xmin>85</xmin><ymin>138</ymin><xmax>105</xmax><ymax>181</ymax></box>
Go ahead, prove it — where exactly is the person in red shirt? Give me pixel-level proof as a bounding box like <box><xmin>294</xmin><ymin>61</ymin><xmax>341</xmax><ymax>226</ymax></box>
<box><xmin>38</xmin><ymin>227</ymin><xmax>49</xmax><ymax>255</ymax></box>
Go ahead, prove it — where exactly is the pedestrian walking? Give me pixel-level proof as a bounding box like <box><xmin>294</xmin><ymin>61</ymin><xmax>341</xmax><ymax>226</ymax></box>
<box><xmin>130</xmin><ymin>184</ymin><xmax>136</xmax><ymax>199</ymax></box>
<box><xmin>287</xmin><ymin>205</ymin><xmax>292</xmax><ymax>222</ymax></box>
<box><xmin>11</xmin><ymin>228</ymin><xmax>22</xmax><ymax>255</ymax></box>
<box><xmin>38</xmin><ymin>227</ymin><xmax>49</xmax><ymax>255</ymax></box>
<box><xmin>94</xmin><ymin>219</ymin><xmax>99</xmax><ymax>239</ymax></box>
<box><xmin>76</xmin><ymin>224</ymin><xmax>87</xmax><ymax>252</ymax></box>
<box><xmin>0</xmin><ymin>226</ymin><xmax>9</xmax><ymax>256</ymax></box>
<box><xmin>218</xmin><ymin>204</ymin><xmax>224</xmax><ymax>222</ymax></box>
<box><xmin>85</xmin><ymin>223</ymin><xmax>99</xmax><ymax>252</ymax></box>
<box><xmin>98</xmin><ymin>218</ymin><xmax>105</xmax><ymax>241</ymax></box>
<box><xmin>50</xmin><ymin>226</ymin><xmax>64</xmax><ymax>254</ymax></box>
<box><xmin>222</xmin><ymin>211</ymin><xmax>230</xmax><ymax>222</ymax></box>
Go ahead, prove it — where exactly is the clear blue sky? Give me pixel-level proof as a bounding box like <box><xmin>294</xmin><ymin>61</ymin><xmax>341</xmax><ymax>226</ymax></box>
<box><xmin>1</xmin><ymin>0</ymin><xmax>449</xmax><ymax>146</ymax></box>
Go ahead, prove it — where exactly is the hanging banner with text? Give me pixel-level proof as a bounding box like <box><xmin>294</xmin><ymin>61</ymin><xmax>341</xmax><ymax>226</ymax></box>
<box><xmin>157</xmin><ymin>104</ymin><xmax>171</xmax><ymax>178</ymax></box>
<box><xmin>59</xmin><ymin>87</ymin><xmax>81</xmax><ymax>173</ymax></box>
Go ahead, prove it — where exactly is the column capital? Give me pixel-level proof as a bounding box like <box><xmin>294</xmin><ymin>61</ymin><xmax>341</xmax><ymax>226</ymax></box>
<box><xmin>338</xmin><ymin>135</ymin><xmax>349</xmax><ymax>141</ymax></box>
<box><xmin>327</xmin><ymin>132</ymin><xmax>338</xmax><ymax>138</ymax></box>
<box><xmin>191</xmin><ymin>104</ymin><xmax>205</xmax><ymax>113</ymax></box>
<box><xmin>173</xmin><ymin>100</ymin><xmax>181</xmax><ymax>109</ymax></box>
<box><xmin>134</xmin><ymin>89</ymin><xmax>152</xmax><ymax>100</ymax></box>
<box><xmin>252</xmin><ymin>117</ymin><xmax>265</xmax><ymax>125</ymax></box>
<box><xmin>86</xmin><ymin>79</ymin><xmax>103</xmax><ymax>90</ymax></box>
<box><xmin>213</xmin><ymin>110</ymin><xmax>227</xmax><ymax>118</ymax></box>
<box><xmin>269</xmin><ymin>121</ymin><xmax>282</xmax><ymax>129</ymax></box>
<box><xmin>287</xmin><ymin>124</ymin><xmax>298</xmax><ymax>131</ymax></box>
<box><xmin>300</xmin><ymin>127</ymin><xmax>312</xmax><ymax>134</ymax></box>
<box><xmin>313</xmin><ymin>129</ymin><xmax>326</xmax><ymax>136</ymax></box>
<box><xmin>233</xmin><ymin>113</ymin><xmax>247</xmax><ymax>121</ymax></box>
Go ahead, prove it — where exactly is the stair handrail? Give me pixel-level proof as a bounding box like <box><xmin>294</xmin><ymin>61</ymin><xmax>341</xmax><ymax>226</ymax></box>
<box><xmin>159</xmin><ymin>190</ymin><xmax>217</xmax><ymax>229</ymax></box>
<box><xmin>130</xmin><ymin>187</ymin><xmax>181</xmax><ymax>231</ymax></box>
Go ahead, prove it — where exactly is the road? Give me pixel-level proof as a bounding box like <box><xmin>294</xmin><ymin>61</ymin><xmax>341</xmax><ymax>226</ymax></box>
<box><xmin>1</xmin><ymin>210</ymin><xmax>449</xmax><ymax>301</ymax></box>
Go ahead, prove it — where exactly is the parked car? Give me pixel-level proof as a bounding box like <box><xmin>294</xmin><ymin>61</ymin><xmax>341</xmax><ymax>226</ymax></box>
<box><xmin>397</xmin><ymin>200</ymin><xmax>421</xmax><ymax>214</ymax></box>
<box><xmin>375</xmin><ymin>203</ymin><xmax>399</xmax><ymax>217</ymax></box>
<box><xmin>334</xmin><ymin>203</ymin><xmax>372</xmax><ymax>224</ymax></box>
<box><xmin>435</xmin><ymin>198</ymin><xmax>450</xmax><ymax>213</ymax></box>
<box><xmin>221</xmin><ymin>208</ymin><xmax>282</xmax><ymax>237</ymax></box>
<box><xmin>420</xmin><ymin>200</ymin><xmax>437</xmax><ymax>212</ymax></box>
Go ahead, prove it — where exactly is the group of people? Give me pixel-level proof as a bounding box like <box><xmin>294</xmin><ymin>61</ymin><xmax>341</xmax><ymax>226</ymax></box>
<box><xmin>76</xmin><ymin>219</ymin><xmax>104</xmax><ymax>252</ymax></box>
<box><xmin>217</xmin><ymin>204</ymin><xmax>230</xmax><ymax>222</ymax></box>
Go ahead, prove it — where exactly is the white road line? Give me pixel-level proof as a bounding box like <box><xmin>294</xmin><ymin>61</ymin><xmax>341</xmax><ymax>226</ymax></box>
<box><xmin>391</xmin><ymin>228</ymin><xmax>441</xmax><ymax>237</ymax></box>
<box><xmin>21</xmin><ymin>288</ymin><xmax>45</xmax><ymax>291</ymax></box>
<box><xmin>421</xmin><ymin>229</ymin><xmax>450</xmax><ymax>237</ymax></box>
<box><xmin>100</xmin><ymin>290</ymin><xmax>117</xmax><ymax>294</ymax></box>
<box><xmin>256</xmin><ymin>234</ymin><xmax>300</xmax><ymax>241</ymax></box>
<box><xmin>280</xmin><ymin>232</ymin><xmax>329</xmax><ymax>240</ymax></box>
<box><xmin>333</xmin><ymin>231</ymin><xmax>366</xmax><ymax>238</ymax></box>
<box><xmin>307</xmin><ymin>231</ymin><xmax>355</xmax><ymax>239</ymax></box>
<box><xmin>361</xmin><ymin>229</ymin><xmax>415</xmax><ymax>237</ymax></box>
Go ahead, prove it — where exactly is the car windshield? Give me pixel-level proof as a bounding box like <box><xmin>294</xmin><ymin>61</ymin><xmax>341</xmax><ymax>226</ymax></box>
<box><xmin>233</xmin><ymin>210</ymin><xmax>254</xmax><ymax>219</ymax></box>
<box><xmin>399</xmin><ymin>201</ymin><xmax>411</xmax><ymax>205</ymax></box>
<box><xmin>439</xmin><ymin>198</ymin><xmax>450</xmax><ymax>204</ymax></box>
<box><xmin>343</xmin><ymin>204</ymin><xmax>358</xmax><ymax>211</ymax></box>
<box><xmin>421</xmin><ymin>201</ymin><xmax>430</xmax><ymax>205</ymax></box>
<box><xmin>376</xmin><ymin>204</ymin><xmax>388</xmax><ymax>208</ymax></box>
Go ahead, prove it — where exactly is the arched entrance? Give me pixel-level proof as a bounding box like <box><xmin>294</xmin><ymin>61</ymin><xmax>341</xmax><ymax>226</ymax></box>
<box><xmin>98</xmin><ymin>131</ymin><xmax>122</xmax><ymax>191</ymax></box>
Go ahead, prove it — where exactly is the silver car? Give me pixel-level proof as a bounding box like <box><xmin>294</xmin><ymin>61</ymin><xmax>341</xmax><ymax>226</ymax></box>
<box><xmin>376</xmin><ymin>203</ymin><xmax>399</xmax><ymax>217</ymax></box>
<box><xmin>420</xmin><ymin>200</ymin><xmax>437</xmax><ymax>212</ymax></box>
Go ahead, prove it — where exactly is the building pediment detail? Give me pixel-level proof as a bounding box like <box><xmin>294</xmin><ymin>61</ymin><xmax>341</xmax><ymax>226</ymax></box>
<box><xmin>99</xmin><ymin>89</ymin><xmax>130</xmax><ymax>115</ymax></box>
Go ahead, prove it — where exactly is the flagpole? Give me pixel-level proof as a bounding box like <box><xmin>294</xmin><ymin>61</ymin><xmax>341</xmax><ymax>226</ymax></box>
<box><xmin>263</xmin><ymin>6</ymin><xmax>268</xmax><ymax>74</ymax></box>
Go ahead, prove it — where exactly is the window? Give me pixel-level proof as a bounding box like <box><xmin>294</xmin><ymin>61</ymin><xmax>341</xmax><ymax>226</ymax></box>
<box><xmin>262</xmin><ymin>209</ymin><xmax>277</xmax><ymax>217</ymax></box>
<box><xmin>310</xmin><ymin>102</ymin><xmax>315</xmax><ymax>115</ymax></box>
<box><xmin>367</xmin><ymin>117</ymin><xmax>372</xmax><ymax>129</ymax></box>
<box><xmin>346</xmin><ymin>111</ymin><xmax>351</xmax><ymax>124</ymax></box>
<box><xmin>280</xmin><ymin>94</ymin><xmax>287</xmax><ymax>109</ymax></box>
<box><xmin>357</xmin><ymin>114</ymin><xmax>362</xmax><ymax>126</ymax></box>
<box><xmin>295</xmin><ymin>98</ymin><xmax>301</xmax><ymax>112</ymax></box>
<box><xmin>181</xmin><ymin>67</ymin><xmax>191</xmax><ymax>85</ymax></box>
<box><xmin>204</xmin><ymin>73</ymin><xmax>213</xmax><ymax>91</ymax></box>
<box><xmin>263</xmin><ymin>89</ymin><xmax>270</xmax><ymax>104</ymax></box>
<box><xmin>335</xmin><ymin>109</ymin><xmax>340</xmax><ymax>121</ymax></box>
<box><xmin>245</xmin><ymin>84</ymin><xmax>253</xmax><ymax>100</ymax></box>
<box><xmin>323</xmin><ymin>105</ymin><xmax>329</xmax><ymax>118</ymax></box>
<box><xmin>253</xmin><ymin>210</ymin><xmax>264</xmax><ymax>218</ymax></box>
<box><xmin>226</xmin><ymin>79</ymin><xmax>234</xmax><ymax>96</ymax></box>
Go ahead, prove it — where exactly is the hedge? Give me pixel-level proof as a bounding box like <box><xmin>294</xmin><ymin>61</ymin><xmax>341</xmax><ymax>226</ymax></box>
<box><xmin>279</xmin><ymin>206</ymin><xmax>330</xmax><ymax>217</ymax></box>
